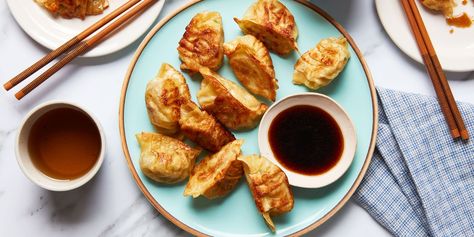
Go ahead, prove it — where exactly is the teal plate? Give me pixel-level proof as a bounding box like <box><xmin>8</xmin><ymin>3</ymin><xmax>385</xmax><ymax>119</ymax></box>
<box><xmin>119</xmin><ymin>0</ymin><xmax>378</xmax><ymax>236</ymax></box>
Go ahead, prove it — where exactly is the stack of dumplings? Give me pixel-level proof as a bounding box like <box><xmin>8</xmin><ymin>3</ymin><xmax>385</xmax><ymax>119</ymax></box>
<box><xmin>136</xmin><ymin>0</ymin><xmax>351</xmax><ymax>232</ymax></box>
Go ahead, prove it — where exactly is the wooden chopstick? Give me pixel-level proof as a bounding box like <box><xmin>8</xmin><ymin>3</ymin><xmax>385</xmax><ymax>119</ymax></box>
<box><xmin>406</xmin><ymin>0</ymin><xmax>469</xmax><ymax>140</ymax></box>
<box><xmin>14</xmin><ymin>0</ymin><xmax>157</xmax><ymax>100</ymax></box>
<box><xmin>3</xmin><ymin>0</ymin><xmax>142</xmax><ymax>91</ymax></box>
<box><xmin>400</xmin><ymin>0</ymin><xmax>469</xmax><ymax>140</ymax></box>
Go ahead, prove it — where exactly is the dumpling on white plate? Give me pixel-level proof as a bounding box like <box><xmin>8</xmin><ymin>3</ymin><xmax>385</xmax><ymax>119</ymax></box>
<box><xmin>420</xmin><ymin>0</ymin><xmax>455</xmax><ymax>17</ymax></box>
<box><xmin>238</xmin><ymin>155</ymin><xmax>294</xmax><ymax>232</ymax></box>
<box><xmin>293</xmin><ymin>37</ymin><xmax>350</xmax><ymax>90</ymax></box>
<box><xmin>224</xmin><ymin>35</ymin><xmax>278</xmax><ymax>101</ymax></box>
<box><xmin>197</xmin><ymin>67</ymin><xmax>268</xmax><ymax>130</ymax></box>
<box><xmin>234</xmin><ymin>0</ymin><xmax>298</xmax><ymax>55</ymax></box>
<box><xmin>177</xmin><ymin>11</ymin><xmax>224</xmax><ymax>74</ymax></box>
<box><xmin>184</xmin><ymin>139</ymin><xmax>244</xmax><ymax>199</ymax></box>
<box><xmin>145</xmin><ymin>63</ymin><xmax>191</xmax><ymax>137</ymax></box>
<box><xmin>179</xmin><ymin>101</ymin><xmax>235</xmax><ymax>152</ymax></box>
<box><xmin>136</xmin><ymin>132</ymin><xmax>201</xmax><ymax>184</ymax></box>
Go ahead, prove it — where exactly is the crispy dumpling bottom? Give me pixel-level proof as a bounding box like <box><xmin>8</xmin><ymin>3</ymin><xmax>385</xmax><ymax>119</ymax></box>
<box><xmin>136</xmin><ymin>132</ymin><xmax>201</xmax><ymax>184</ymax></box>
<box><xmin>197</xmin><ymin>67</ymin><xmax>268</xmax><ymax>130</ymax></box>
<box><xmin>184</xmin><ymin>139</ymin><xmax>244</xmax><ymax>199</ymax></box>
<box><xmin>293</xmin><ymin>36</ymin><xmax>350</xmax><ymax>90</ymax></box>
<box><xmin>179</xmin><ymin>101</ymin><xmax>235</xmax><ymax>152</ymax></box>
<box><xmin>224</xmin><ymin>35</ymin><xmax>278</xmax><ymax>101</ymax></box>
<box><xmin>234</xmin><ymin>0</ymin><xmax>298</xmax><ymax>55</ymax></box>
<box><xmin>177</xmin><ymin>11</ymin><xmax>224</xmax><ymax>74</ymax></box>
<box><xmin>145</xmin><ymin>63</ymin><xmax>191</xmax><ymax>137</ymax></box>
<box><xmin>238</xmin><ymin>155</ymin><xmax>294</xmax><ymax>232</ymax></box>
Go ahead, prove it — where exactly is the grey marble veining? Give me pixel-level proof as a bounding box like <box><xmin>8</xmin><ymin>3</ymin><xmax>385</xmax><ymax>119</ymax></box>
<box><xmin>98</xmin><ymin>195</ymin><xmax>189</xmax><ymax>237</ymax></box>
<box><xmin>0</xmin><ymin>3</ymin><xmax>9</xmax><ymax>42</ymax></box>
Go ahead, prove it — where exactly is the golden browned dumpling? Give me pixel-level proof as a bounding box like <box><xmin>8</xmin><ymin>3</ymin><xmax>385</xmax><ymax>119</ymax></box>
<box><xmin>238</xmin><ymin>155</ymin><xmax>294</xmax><ymax>232</ymax></box>
<box><xmin>179</xmin><ymin>101</ymin><xmax>235</xmax><ymax>152</ymax></box>
<box><xmin>177</xmin><ymin>11</ymin><xmax>224</xmax><ymax>74</ymax></box>
<box><xmin>420</xmin><ymin>0</ymin><xmax>455</xmax><ymax>17</ymax></box>
<box><xmin>293</xmin><ymin>37</ymin><xmax>350</xmax><ymax>90</ymax></box>
<box><xmin>234</xmin><ymin>0</ymin><xmax>298</xmax><ymax>55</ymax></box>
<box><xmin>145</xmin><ymin>63</ymin><xmax>191</xmax><ymax>137</ymax></box>
<box><xmin>136</xmin><ymin>132</ymin><xmax>201</xmax><ymax>184</ymax></box>
<box><xmin>35</xmin><ymin>0</ymin><xmax>109</xmax><ymax>19</ymax></box>
<box><xmin>224</xmin><ymin>35</ymin><xmax>278</xmax><ymax>101</ymax></box>
<box><xmin>184</xmin><ymin>139</ymin><xmax>244</xmax><ymax>199</ymax></box>
<box><xmin>197</xmin><ymin>68</ymin><xmax>268</xmax><ymax>130</ymax></box>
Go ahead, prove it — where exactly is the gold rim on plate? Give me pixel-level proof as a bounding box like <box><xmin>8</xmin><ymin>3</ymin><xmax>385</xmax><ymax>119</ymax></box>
<box><xmin>119</xmin><ymin>0</ymin><xmax>378</xmax><ymax>236</ymax></box>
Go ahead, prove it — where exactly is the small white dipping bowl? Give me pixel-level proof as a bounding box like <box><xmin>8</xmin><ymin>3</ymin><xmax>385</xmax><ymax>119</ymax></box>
<box><xmin>16</xmin><ymin>101</ymin><xmax>105</xmax><ymax>191</ymax></box>
<box><xmin>258</xmin><ymin>93</ymin><xmax>356</xmax><ymax>188</ymax></box>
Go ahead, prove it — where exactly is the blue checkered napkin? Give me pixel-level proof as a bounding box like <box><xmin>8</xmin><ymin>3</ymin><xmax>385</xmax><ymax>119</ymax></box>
<box><xmin>353</xmin><ymin>88</ymin><xmax>474</xmax><ymax>237</ymax></box>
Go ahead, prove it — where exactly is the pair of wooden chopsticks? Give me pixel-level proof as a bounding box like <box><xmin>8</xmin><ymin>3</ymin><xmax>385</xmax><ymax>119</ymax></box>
<box><xmin>3</xmin><ymin>0</ymin><xmax>157</xmax><ymax>100</ymax></box>
<box><xmin>400</xmin><ymin>0</ymin><xmax>469</xmax><ymax>140</ymax></box>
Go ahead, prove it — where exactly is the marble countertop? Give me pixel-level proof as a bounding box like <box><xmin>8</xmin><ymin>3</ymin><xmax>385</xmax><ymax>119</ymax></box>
<box><xmin>0</xmin><ymin>0</ymin><xmax>472</xmax><ymax>236</ymax></box>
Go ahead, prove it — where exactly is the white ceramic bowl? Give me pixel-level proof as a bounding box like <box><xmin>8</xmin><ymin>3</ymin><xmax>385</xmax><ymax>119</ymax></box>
<box><xmin>16</xmin><ymin>101</ymin><xmax>105</xmax><ymax>191</ymax></box>
<box><xmin>258</xmin><ymin>93</ymin><xmax>356</xmax><ymax>188</ymax></box>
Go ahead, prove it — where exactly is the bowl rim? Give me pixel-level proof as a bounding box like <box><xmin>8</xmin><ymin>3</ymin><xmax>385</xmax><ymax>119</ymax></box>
<box><xmin>15</xmin><ymin>100</ymin><xmax>106</xmax><ymax>192</ymax></box>
<box><xmin>258</xmin><ymin>92</ymin><xmax>357</xmax><ymax>188</ymax></box>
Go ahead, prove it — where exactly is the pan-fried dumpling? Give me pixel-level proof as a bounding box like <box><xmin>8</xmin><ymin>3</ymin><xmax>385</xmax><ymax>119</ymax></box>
<box><xmin>238</xmin><ymin>155</ymin><xmax>294</xmax><ymax>232</ymax></box>
<box><xmin>145</xmin><ymin>63</ymin><xmax>191</xmax><ymax>137</ymax></box>
<box><xmin>224</xmin><ymin>35</ymin><xmax>278</xmax><ymax>101</ymax></box>
<box><xmin>293</xmin><ymin>37</ymin><xmax>350</xmax><ymax>90</ymax></box>
<box><xmin>234</xmin><ymin>0</ymin><xmax>298</xmax><ymax>55</ymax></box>
<box><xmin>420</xmin><ymin>0</ymin><xmax>455</xmax><ymax>17</ymax></box>
<box><xmin>179</xmin><ymin>101</ymin><xmax>235</xmax><ymax>152</ymax></box>
<box><xmin>184</xmin><ymin>139</ymin><xmax>244</xmax><ymax>199</ymax></box>
<box><xmin>136</xmin><ymin>132</ymin><xmax>201</xmax><ymax>184</ymax></box>
<box><xmin>177</xmin><ymin>11</ymin><xmax>224</xmax><ymax>74</ymax></box>
<box><xmin>197</xmin><ymin>67</ymin><xmax>268</xmax><ymax>130</ymax></box>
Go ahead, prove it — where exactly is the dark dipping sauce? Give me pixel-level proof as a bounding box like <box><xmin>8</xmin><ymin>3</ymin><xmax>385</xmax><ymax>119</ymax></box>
<box><xmin>28</xmin><ymin>108</ymin><xmax>102</xmax><ymax>180</ymax></box>
<box><xmin>268</xmin><ymin>105</ymin><xmax>344</xmax><ymax>175</ymax></box>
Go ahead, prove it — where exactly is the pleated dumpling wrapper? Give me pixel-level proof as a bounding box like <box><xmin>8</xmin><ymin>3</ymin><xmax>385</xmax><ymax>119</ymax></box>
<box><xmin>197</xmin><ymin>67</ymin><xmax>268</xmax><ymax>130</ymax></box>
<box><xmin>223</xmin><ymin>35</ymin><xmax>278</xmax><ymax>101</ymax></box>
<box><xmin>177</xmin><ymin>11</ymin><xmax>224</xmax><ymax>74</ymax></box>
<box><xmin>136</xmin><ymin>132</ymin><xmax>201</xmax><ymax>184</ymax></box>
<box><xmin>293</xmin><ymin>37</ymin><xmax>350</xmax><ymax>90</ymax></box>
<box><xmin>184</xmin><ymin>139</ymin><xmax>244</xmax><ymax>199</ymax></box>
<box><xmin>238</xmin><ymin>155</ymin><xmax>294</xmax><ymax>232</ymax></box>
<box><xmin>145</xmin><ymin>63</ymin><xmax>191</xmax><ymax>137</ymax></box>
<box><xmin>234</xmin><ymin>0</ymin><xmax>298</xmax><ymax>55</ymax></box>
<box><xmin>179</xmin><ymin>101</ymin><xmax>236</xmax><ymax>152</ymax></box>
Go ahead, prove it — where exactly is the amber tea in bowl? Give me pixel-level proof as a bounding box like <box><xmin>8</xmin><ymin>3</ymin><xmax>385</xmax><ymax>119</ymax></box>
<box><xmin>16</xmin><ymin>101</ymin><xmax>105</xmax><ymax>191</ymax></box>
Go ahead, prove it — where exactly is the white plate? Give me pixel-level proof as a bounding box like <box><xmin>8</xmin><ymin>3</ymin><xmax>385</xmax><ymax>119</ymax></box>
<box><xmin>375</xmin><ymin>0</ymin><xmax>474</xmax><ymax>72</ymax></box>
<box><xmin>6</xmin><ymin>0</ymin><xmax>165</xmax><ymax>57</ymax></box>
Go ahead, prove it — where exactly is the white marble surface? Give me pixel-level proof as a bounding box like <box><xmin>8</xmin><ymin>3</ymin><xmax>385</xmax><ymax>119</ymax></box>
<box><xmin>0</xmin><ymin>0</ymin><xmax>472</xmax><ymax>236</ymax></box>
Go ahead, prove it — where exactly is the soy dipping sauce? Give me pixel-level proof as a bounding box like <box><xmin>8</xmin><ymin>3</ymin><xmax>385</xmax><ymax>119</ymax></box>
<box><xmin>268</xmin><ymin>105</ymin><xmax>344</xmax><ymax>175</ymax></box>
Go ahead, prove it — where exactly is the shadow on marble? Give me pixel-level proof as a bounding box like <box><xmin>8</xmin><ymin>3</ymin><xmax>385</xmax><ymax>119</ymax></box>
<box><xmin>44</xmin><ymin>164</ymin><xmax>105</xmax><ymax>225</ymax></box>
<box><xmin>305</xmin><ymin>201</ymin><xmax>353</xmax><ymax>237</ymax></box>
<box><xmin>310</xmin><ymin>0</ymin><xmax>354</xmax><ymax>28</ymax></box>
<box><xmin>97</xmin><ymin>195</ymin><xmax>190</xmax><ymax>237</ymax></box>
